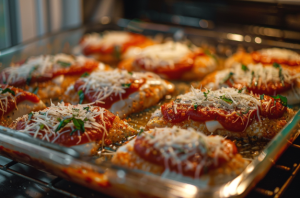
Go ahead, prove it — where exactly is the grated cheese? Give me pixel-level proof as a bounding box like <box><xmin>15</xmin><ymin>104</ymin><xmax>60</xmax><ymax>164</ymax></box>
<box><xmin>17</xmin><ymin>102</ymin><xmax>109</xmax><ymax>145</ymax></box>
<box><xmin>140</xmin><ymin>126</ymin><xmax>235</xmax><ymax>178</ymax></box>
<box><xmin>2</xmin><ymin>54</ymin><xmax>91</xmax><ymax>84</ymax></box>
<box><xmin>216</xmin><ymin>63</ymin><xmax>300</xmax><ymax>87</ymax></box>
<box><xmin>76</xmin><ymin>69</ymin><xmax>161</xmax><ymax>103</ymax></box>
<box><xmin>125</xmin><ymin>41</ymin><xmax>194</xmax><ymax>69</ymax></box>
<box><xmin>81</xmin><ymin>31</ymin><xmax>131</xmax><ymax>49</ymax></box>
<box><xmin>257</xmin><ymin>48</ymin><xmax>300</xmax><ymax>61</ymax></box>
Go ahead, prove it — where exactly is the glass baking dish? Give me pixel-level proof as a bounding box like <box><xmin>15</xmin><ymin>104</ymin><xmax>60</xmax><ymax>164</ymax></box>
<box><xmin>0</xmin><ymin>20</ymin><xmax>299</xmax><ymax>197</ymax></box>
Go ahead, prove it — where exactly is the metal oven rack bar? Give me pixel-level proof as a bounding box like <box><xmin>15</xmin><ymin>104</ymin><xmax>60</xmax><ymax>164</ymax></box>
<box><xmin>0</xmin><ymin>159</ymin><xmax>80</xmax><ymax>198</ymax></box>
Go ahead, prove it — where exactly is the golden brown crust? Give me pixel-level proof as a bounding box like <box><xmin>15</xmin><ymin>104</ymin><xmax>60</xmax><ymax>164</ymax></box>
<box><xmin>146</xmin><ymin>108</ymin><xmax>295</xmax><ymax>139</ymax></box>
<box><xmin>112</xmin><ymin>142</ymin><xmax>248</xmax><ymax>185</ymax></box>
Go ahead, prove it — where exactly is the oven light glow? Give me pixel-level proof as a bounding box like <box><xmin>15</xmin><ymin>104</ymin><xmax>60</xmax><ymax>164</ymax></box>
<box><xmin>227</xmin><ymin>33</ymin><xmax>244</xmax><ymax>42</ymax></box>
<box><xmin>255</xmin><ymin>37</ymin><xmax>262</xmax><ymax>44</ymax></box>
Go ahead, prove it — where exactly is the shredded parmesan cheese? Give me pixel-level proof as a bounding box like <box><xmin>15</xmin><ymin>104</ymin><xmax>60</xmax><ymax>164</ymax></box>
<box><xmin>140</xmin><ymin>126</ymin><xmax>235</xmax><ymax>177</ymax></box>
<box><xmin>17</xmin><ymin>102</ymin><xmax>109</xmax><ymax>145</ymax></box>
<box><xmin>2</xmin><ymin>54</ymin><xmax>91</xmax><ymax>84</ymax></box>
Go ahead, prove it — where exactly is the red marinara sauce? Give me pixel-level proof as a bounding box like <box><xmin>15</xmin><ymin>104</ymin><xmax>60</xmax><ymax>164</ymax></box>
<box><xmin>82</xmin><ymin>33</ymin><xmax>148</xmax><ymax>56</ymax></box>
<box><xmin>0</xmin><ymin>84</ymin><xmax>40</xmax><ymax>117</ymax></box>
<box><xmin>133</xmin><ymin>136</ymin><xmax>237</xmax><ymax>178</ymax></box>
<box><xmin>133</xmin><ymin>51</ymin><xmax>207</xmax><ymax>79</ymax></box>
<box><xmin>225</xmin><ymin>78</ymin><xmax>293</xmax><ymax>96</ymax></box>
<box><xmin>14</xmin><ymin>108</ymin><xmax>116</xmax><ymax>147</ymax></box>
<box><xmin>161</xmin><ymin>95</ymin><xmax>287</xmax><ymax>132</ymax></box>
<box><xmin>73</xmin><ymin>78</ymin><xmax>146</xmax><ymax>109</ymax></box>
<box><xmin>252</xmin><ymin>51</ymin><xmax>300</xmax><ymax>66</ymax></box>
<box><xmin>0</xmin><ymin>60</ymin><xmax>99</xmax><ymax>87</ymax></box>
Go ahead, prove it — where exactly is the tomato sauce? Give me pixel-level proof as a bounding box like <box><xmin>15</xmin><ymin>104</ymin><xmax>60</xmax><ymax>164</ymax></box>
<box><xmin>82</xmin><ymin>33</ymin><xmax>148</xmax><ymax>56</ymax></box>
<box><xmin>225</xmin><ymin>78</ymin><xmax>293</xmax><ymax>95</ymax></box>
<box><xmin>14</xmin><ymin>109</ymin><xmax>116</xmax><ymax>147</ymax></box>
<box><xmin>74</xmin><ymin>78</ymin><xmax>146</xmax><ymax>109</ymax></box>
<box><xmin>0</xmin><ymin>84</ymin><xmax>40</xmax><ymax>117</ymax></box>
<box><xmin>0</xmin><ymin>60</ymin><xmax>99</xmax><ymax>86</ymax></box>
<box><xmin>133</xmin><ymin>136</ymin><xmax>237</xmax><ymax>177</ymax></box>
<box><xmin>133</xmin><ymin>51</ymin><xmax>206</xmax><ymax>79</ymax></box>
<box><xmin>252</xmin><ymin>52</ymin><xmax>300</xmax><ymax>66</ymax></box>
<box><xmin>161</xmin><ymin>95</ymin><xmax>286</xmax><ymax>132</ymax></box>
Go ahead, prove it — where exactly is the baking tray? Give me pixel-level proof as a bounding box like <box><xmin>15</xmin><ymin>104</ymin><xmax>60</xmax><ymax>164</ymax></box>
<box><xmin>0</xmin><ymin>19</ymin><xmax>300</xmax><ymax>197</ymax></box>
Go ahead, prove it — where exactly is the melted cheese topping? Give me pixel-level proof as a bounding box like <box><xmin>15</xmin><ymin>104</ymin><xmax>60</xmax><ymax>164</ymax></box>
<box><xmin>139</xmin><ymin>126</ymin><xmax>234</xmax><ymax>177</ymax></box>
<box><xmin>2</xmin><ymin>54</ymin><xmax>92</xmax><ymax>84</ymax></box>
<box><xmin>258</xmin><ymin>48</ymin><xmax>300</xmax><ymax>61</ymax></box>
<box><xmin>82</xmin><ymin>31</ymin><xmax>131</xmax><ymax>49</ymax></box>
<box><xmin>76</xmin><ymin>69</ymin><xmax>162</xmax><ymax>103</ymax></box>
<box><xmin>0</xmin><ymin>88</ymin><xmax>18</xmax><ymax>114</ymax></box>
<box><xmin>125</xmin><ymin>41</ymin><xmax>193</xmax><ymax>69</ymax></box>
<box><xmin>216</xmin><ymin>63</ymin><xmax>299</xmax><ymax>86</ymax></box>
<box><xmin>178</xmin><ymin>87</ymin><xmax>261</xmax><ymax>112</ymax></box>
<box><xmin>17</xmin><ymin>102</ymin><xmax>108</xmax><ymax>144</ymax></box>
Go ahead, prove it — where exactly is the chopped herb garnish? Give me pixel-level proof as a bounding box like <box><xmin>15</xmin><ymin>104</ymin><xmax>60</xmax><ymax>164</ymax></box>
<box><xmin>83</xmin><ymin>106</ymin><xmax>90</xmax><ymax>112</ymax></box>
<box><xmin>122</xmin><ymin>83</ymin><xmax>131</xmax><ymax>88</ymax></box>
<box><xmin>57</xmin><ymin>118</ymin><xmax>61</xmax><ymax>122</ymax></box>
<box><xmin>220</xmin><ymin>95</ymin><xmax>233</xmax><ymax>104</ymax></box>
<box><xmin>55</xmin><ymin>117</ymin><xmax>72</xmax><ymax>132</ymax></box>
<box><xmin>39</xmin><ymin>112</ymin><xmax>46</xmax><ymax>115</ymax></box>
<box><xmin>72</xmin><ymin>118</ymin><xmax>85</xmax><ymax>133</ymax></box>
<box><xmin>28</xmin><ymin>112</ymin><xmax>33</xmax><ymax>121</ymax></box>
<box><xmin>138</xmin><ymin>128</ymin><xmax>144</xmax><ymax>136</ymax></box>
<box><xmin>81</xmin><ymin>72</ymin><xmax>90</xmax><ymax>77</ymax></box>
<box><xmin>250</xmin><ymin>71</ymin><xmax>254</xmax><ymax>85</ymax></box>
<box><xmin>84</xmin><ymin>118</ymin><xmax>88</xmax><ymax>121</ymax></box>
<box><xmin>194</xmin><ymin>104</ymin><xmax>198</xmax><ymax>110</ymax></box>
<box><xmin>70</xmin><ymin>129</ymin><xmax>77</xmax><ymax>136</ymax></box>
<box><xmin>128</xmin><ymin>71</ymin><xmax>133</xmax><ymax>75</ymax></box>
<box><xmin>1</xmin><ymin>88</ymin><xmax>15</xmax><ymax>96</ymax></box>
<box><xmin>57</xmin><ymin>61</ymin><xmax>71</xmax><ymax>67</ymax></box>
<box><xmin>26</xmin><ymin>66</ymin><xmax>38</xmax><ymax>85</ymax></box>
<box><xmin>40</xmin><ymin>124</ymin><xmax>45</xmax><ymax>130</ymax></box>
<box><xmin>273</xmin><ymin>62</ymin><xmax>285</xmax><ymax>86</ymax></box>
<box><xmin>175</xmin><ymin>98</ymin><xmax>181</xmax><ymax>103</ymax></box>
<box><xmin>223</xmin><ymin>72</ymin><xmax>234</xmax><ymax>83</ymax></box>
<box><xmin>241</xmin><ymin>64</ymin><xmax>249</xmax><ymax>71</ymax></box>
<box><xmin>78</xmin><ymin>90</ymin><xmax>84</xmax><ymax>104</ymax></box>
<box><xmin>203</xmin><ymin>90</ymin><xmax>210</xmax><ymax>100</ymax></box>
<box><xmin>271</xmin><ymin>95</ymin><xmax>287</xmax><ymax>107</ymax></box>
<box><xmin>273</xmin><ymin>62</ymin><xmax>281</xmax><ymax>68</ymax></box>
<box><xmin>32</xmin><ymin>87</ymin><xmax>39</xmax><ymax>95</ymax></box>
<box><xmin>238</xmin><ymin>87</ymin><xmax>246</xmax><ymax>93</ymax></box>
<box><xmin>260</xmin><ymin>94</ymin><xmax>265</xmax><ymax>100</ymax></box>
<box><xmin>113</xmin><ymin>46</ymin><xmax>121</xmax><ymax>59</ymax></box>
<box><xmin>204</xmin><ymin>49</ymin><xmax>217</xmax><ymax>61</ymax></box>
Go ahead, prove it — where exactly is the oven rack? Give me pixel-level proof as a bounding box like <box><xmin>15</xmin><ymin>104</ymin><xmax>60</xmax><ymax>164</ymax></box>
<box><xmin>0</xmin><ymin>135</ymin><xmax>299</xmax><ymax>198</ymax></box>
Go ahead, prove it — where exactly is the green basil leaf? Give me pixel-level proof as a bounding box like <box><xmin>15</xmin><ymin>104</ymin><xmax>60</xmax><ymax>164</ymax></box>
<box><xmin>193</xmin><ymin>104</ymin><xmax>198</xmax><ymax>110</ymax></box>
<box><xmin>70</xmin><ymin>129</ymin><xmax>77</xmax><ymax>136</ymax></box>
<box><xmin>78</xmin><ymin>90</ymin><xmax>84</xmax><ymax>104</ymax></box>
<box><xmin>138</xmin><ymin>128</ymin><xmax>144</xmax><ymax>136</ymax></box>
<box><xmin>220</xmin><ymin>95</ymin><xmax>233</xmax><ymax>104</ymax></box>
<box><xmin>72</xmin><ymin>118</ymin><xmax>85</xmax><ymax>132</ymax></box>
<box><xmin>271</xmin><ymin>95</ymin><xmax>287</xmax><ymax>107</ymax></box>
<box><xmin>121</xmin><ymin>83</ymin><xmax>131</xmax><ymax>88</ymax></box>
<box><xmin>241</xmin><ymin>64</ymin><xmax>248</xmax><ymax>71</ymax></box>
<box><xmin>81</xmin><ymin>72</ymin><xmax>90</xmax><ymax>78</ymax></box>
<box><xmin>260</xmin><ymin>94</ymin><xmax>265</xmax><ymax>100</ymax></box>
<box><xmin>273</xmin><ymin>62</ymin><xmax>281</xmax><ymax>68</ymax></box>
<box><xmin>32</xmin><ymin>87</ymin><xmax>39</xmax><ymax>95</ymax></box>
<box><xmin>40</xmin><ymin>124</ymin><xmax>45</xmax><ymax>130</ymax></box>
<box><xmin>28</xmin><ymin>112</ymin><xmax>33</xmax><ymax>121</ymax></box>
<box><xmin>57</xmin><ymin>61</ymin><xmax>71</xmax><ymax>67</ymax></box>
<box><xmin>203</xmin><ymin>90</ymin><xmax>210</xmax><ymax>100</ymax></box>
<box><xmin>223</xmin><ymin>72</ymin><xmax>234</xmax><ymax>83</ymax></box>
<box><xmin>55</xmin><ymin>117</ymin><xmax>72</xmax><ymax>132</ymax></box>
<box><xmin>83</xmin><ymin>106</ymin><xmax>90</xmax><ymax>112</ymax></box>
<box><xmin>1</xmin><ymin>88</ymin><xmax>15</xmax><ymax>96</ymax></box>
<box><xmin>26</xmin><ymin>66</ymin><xmax>38</xmax><ymax>85</ymax></box>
